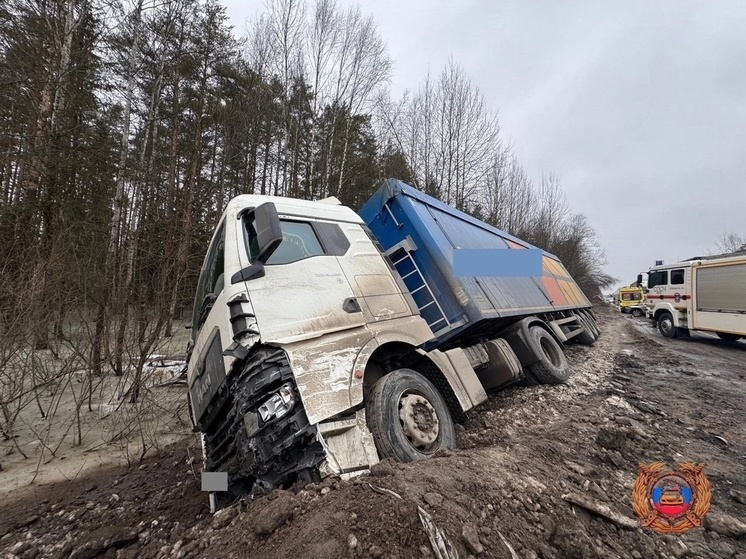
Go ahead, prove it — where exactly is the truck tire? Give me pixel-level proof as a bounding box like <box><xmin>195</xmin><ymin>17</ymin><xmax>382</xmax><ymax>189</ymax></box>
<box><xmin>573</xmin><ymin>313</ymin><xmax>596</xmax><ymax>345</ymax></box>
<box><xmin>366</xmin><ymin>369</ymin><xmax>455</xmax><ymax>462</ymax></box>
<box><xmin>716</xmin><ymin>332</ymin><xmax>741</xmax><ymax>342</ymax></box>
<box><xmin>583</xmin><ymin>311</ymin><xmax>601</xmax><ymax>338</ymax></box>
<box><xmin>525</xmin><ymin>325</ymin><xmax>570</xmax><ymax>384</ymax></box>
<box><xmin>518</xmin><ymin>368</ymin><xmax>542</xmax><ymax>387</ymax></box>
<box><xmin>657</xmin><ymin>312</ymin><xmax>677</xmax><ymax>338</ymax></box>
<box><xmin>630</xmin><ymin>308</ymin><xmax>644</xmax><ymax>318</ymax></box>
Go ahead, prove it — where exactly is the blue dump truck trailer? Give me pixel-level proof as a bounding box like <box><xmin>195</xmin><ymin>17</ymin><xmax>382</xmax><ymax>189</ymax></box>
<box><xmin>360</xmin><ymin>180</ymin><xmax>594</xmax><ymax>350</ymax></box>
<box><xmin>186</xmin><ymin>178</ymin><xmax>600</xmax><ymax>509</ymax></box>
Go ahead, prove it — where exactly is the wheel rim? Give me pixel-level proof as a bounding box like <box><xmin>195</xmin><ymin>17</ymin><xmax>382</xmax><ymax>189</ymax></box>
<box><xmin>398</xmin><ymin>392</ymin><xmax>440</xmax><ymax>453</ymax></box>
<box><xmin>540</xmin><ymin>335</ymin><xmax>563</xmax><ymax>367</ymax></box>
<box><xmin>660</xmin><ymin>317</ymin><xmax>674</xmax><ymax>336</ymax></box>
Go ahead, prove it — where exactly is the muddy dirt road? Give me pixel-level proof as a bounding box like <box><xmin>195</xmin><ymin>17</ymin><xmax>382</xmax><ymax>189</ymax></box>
<box><xmin>1</xmin><ymin>306</ymin><xmax>745</xmax><ymax>559</ymax></box>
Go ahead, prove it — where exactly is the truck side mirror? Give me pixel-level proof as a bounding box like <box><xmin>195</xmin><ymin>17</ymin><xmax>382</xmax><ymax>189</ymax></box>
<box><xmin>637</xmin><ymin>274</ymin><xmax>643</xmax><ymax>286</ymax></box>
<box><xmin>232</xmin><ymin>203</ymin><xmax>282</xmax><ymax>285</ymax></box>
<box><xmin>253</xmin><ymin>202</ymin><xmax>283</xmax><ymax>264</ymax></box>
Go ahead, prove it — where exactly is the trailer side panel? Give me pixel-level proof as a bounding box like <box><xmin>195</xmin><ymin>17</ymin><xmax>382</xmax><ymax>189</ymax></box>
<box><xmin>359</xmin><ymin>179</ymin><xmax>592</xmax><ymax>348</ymax></box>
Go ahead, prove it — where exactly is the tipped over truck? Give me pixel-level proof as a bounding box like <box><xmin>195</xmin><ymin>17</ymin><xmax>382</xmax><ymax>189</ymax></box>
<box><xmin>185</xmin><ymin>179</ymin><xmax>600</xmax><ymax>510</ymax></box>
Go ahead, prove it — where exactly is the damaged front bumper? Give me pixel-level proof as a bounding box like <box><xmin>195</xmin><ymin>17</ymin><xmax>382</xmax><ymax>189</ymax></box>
<box><xmin>316</xmin><ymin>410</ymin><xmax>380</xmax><ymax>478</ymax></box>
<box><xmin>202</xmin><ymin>347</ymin><xmax>379</xmax><ymax>506</ymax></box>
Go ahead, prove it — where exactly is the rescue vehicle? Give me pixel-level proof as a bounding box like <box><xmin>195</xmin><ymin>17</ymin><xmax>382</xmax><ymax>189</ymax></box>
<box><xmin>617</xmin><ymin>286</ymin><xmax>646</xmax><ymax>314</ymax></box>
<box><xmin>640</xmin><ymin>253</ymin><xmax>746</xmax><ymax>341</ymax></box>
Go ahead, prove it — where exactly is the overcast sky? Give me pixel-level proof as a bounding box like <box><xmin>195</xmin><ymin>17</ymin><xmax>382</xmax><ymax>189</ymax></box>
<box><xmin>223</xmin><ymin>0</ymin><xmax>746</xmax><ymax>291</ymax></box>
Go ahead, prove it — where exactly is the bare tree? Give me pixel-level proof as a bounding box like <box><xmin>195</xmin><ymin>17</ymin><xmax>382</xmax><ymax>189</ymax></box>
<box><xmin>713</xmin><ymin>232</ymin><xmax>746</xmax><ymax>254</ymax></box>
<box><xmin>304</xmin><ymin>0</ymin><xmax>339</xmax><ymax>197</ymax></box>
<box><xmin>265</xmin><ymin>0</ymin><xmax>306</xmax><ymax>196</ymax></box>
<box><xmin>480</xmin><ymin>148</ymin><xmax>535</xmax><ymax>235</ymax></box>
<box><xmin>93</xmin><ymin>0</ymin><xmax>146</xmax><ymax>377</ymax></box>
<box><xmin>329</xmin><ymin>6</ymin><xmax>390</xmax><ymax>198</ymax></box>
<box><xmin>379</xmin><ymin>60</ymin><xmax>499</xmax><ymax>210</ymax></box>
<box><xmin>529</xmin><ymin>173</ymin><xmax>570</xmax><ymax>250</ymax></box>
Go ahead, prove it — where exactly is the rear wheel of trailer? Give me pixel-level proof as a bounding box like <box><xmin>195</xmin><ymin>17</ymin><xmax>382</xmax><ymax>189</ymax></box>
<box><xmin>523</xmin><ymin>325</ymin><xmax>571</xmax><ymax>385</ymax></box>
<box><xmin>574</xmin><ymin>313</ymin><xmax>597</xmax><ymax>345</ymax></box>
<box><xmin>578</xmin><ymin>309</ymin><xmax>600</xmax><ymax>338</ymax></box>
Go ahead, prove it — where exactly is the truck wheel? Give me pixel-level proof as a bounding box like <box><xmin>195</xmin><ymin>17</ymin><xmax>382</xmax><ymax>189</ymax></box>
<box><xmin>631</xmin><ymin>308</ymin><xmax>644</xmax><ymax>318</ymax></box>
<box><xmin>716</xmin><ymin>332</ymin><xmax>741</xmax><ymax>342</ymax></box>
<box><xmin>580</xmin><ymin>309</ymin><xmax>601</xmax><ymax>338</ymax></box>
<box><xmin>657</xmin><ymin>312</ymin><xmax>677</xmax><ymax>338</ymax></box>
<box><xmin>518</xmin><ymin>368</ymin><xmax>542</xmax><ymax>387</ymax></box>
<box><xmin>588</xmin><ymin>315</ymin><xmax>601</xmax><ymax>338</ymax></box>
<box><xmin>526</xmin><ymin>325</ymin><xmax>570</xmax><ymax>384</ymax></box>
<box><xmin>366</xmin><ymin>369</ymin><xmax>455</xmax><ymax>462</ymax></box>
<box><xmin>573</xmin><ymin>313</ymin><xmax>596</xmax><ymax>345</ymax></box>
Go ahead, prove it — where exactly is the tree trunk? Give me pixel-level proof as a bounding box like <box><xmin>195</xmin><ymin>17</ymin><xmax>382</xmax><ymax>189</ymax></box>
<box><xmin>95</xmin><ymin>0</ymin><xmax>143</xmax><ymax>375</ymax></box>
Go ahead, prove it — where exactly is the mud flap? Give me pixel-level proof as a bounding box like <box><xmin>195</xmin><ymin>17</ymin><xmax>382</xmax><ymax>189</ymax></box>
<box><xmin>415</xmin><ymin>348</ymin><xmax>487</xmax><ymax>411</ymax></box>
<box><xmin>498</xmin><ymin>317</ymin><xmax>554</xmax><ymax>367</ymax></box>
<box><xmin>475</xmin><ymin>338</ymin><xmax>522</xmax><ymax>391</ymax></box>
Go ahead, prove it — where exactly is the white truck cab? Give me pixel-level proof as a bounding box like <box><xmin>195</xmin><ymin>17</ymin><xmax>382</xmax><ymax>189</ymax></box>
<box><xmin>186</xmin><ymin>194</ymin><xmax>488</xmax><ymax>507</ymax></box>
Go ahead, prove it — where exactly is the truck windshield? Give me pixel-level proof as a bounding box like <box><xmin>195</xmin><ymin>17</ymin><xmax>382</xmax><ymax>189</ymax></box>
<box><xmin>648</xmin><ymin>270</ymin><xmax>668</xmax><ymax>288</ymax></box>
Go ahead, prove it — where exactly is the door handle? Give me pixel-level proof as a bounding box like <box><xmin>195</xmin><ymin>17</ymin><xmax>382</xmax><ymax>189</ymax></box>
<box><xmin>343</xmin><ymin>297</ymin><xmax>362</xmax><ymax>313</ymax></box>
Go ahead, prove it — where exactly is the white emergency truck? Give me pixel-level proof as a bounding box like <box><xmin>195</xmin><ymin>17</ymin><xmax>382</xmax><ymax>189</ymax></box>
<box><xmin>641</xmin><ymin>254</ymin><xmax>746</xmax><ymax>341</ymax></box>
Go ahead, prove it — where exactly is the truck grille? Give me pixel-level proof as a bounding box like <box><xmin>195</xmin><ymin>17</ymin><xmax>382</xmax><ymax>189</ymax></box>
<box><xmin>203</xmin><ymin>347</ymin><xmax>325</xmax><ymax>491</ymax></box>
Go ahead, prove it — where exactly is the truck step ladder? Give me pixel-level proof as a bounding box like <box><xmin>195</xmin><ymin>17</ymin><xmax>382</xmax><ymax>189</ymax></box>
<box><xmin>386</xmin><ymin>237</ymin><xmax>451</xmax><ymax>334</ymax></box>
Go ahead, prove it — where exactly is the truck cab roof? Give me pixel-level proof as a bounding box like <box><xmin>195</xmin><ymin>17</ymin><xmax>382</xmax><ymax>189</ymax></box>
<box><xmin>224</xmin><ymin>193</ymin><xmax>363</xmax><ymax>225</ymax></box>
<box><xmin>650</xmin><ymin>252</ymin><xmax>746</xmax><ymax>272</ymax></box>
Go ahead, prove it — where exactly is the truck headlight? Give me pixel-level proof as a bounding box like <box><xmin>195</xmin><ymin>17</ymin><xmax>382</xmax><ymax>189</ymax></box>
<box><xmin>258</xmin><ymin>383</ymin><xmax>296</xmax><ymax>422</ymax></box>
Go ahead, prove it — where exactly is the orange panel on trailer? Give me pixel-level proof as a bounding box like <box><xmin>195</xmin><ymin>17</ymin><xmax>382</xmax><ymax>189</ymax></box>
<box><xmin>542</xmin><ymin>277</ymin><xmax>568</xmax><ymax>306</ymax></box>
<box><xmin>543</xmin><ymin>256</ymin><xmax>562</xmax><ymax>277</ymax></box>
<box><xmin>558</xmin><ymin>280</ymin><xmax>584</xmax><ymax>306</ymax></box>
<box><xmin>547</xmin><ymin>258</ymin><xmax>568</xmax><ymax>279</ymax></box>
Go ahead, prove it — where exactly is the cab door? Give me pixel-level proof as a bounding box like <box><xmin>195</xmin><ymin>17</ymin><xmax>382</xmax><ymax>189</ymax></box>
<box><xmin>243</xmin><ymin>217</ymin><xmax>367</xmax><ymax>344</ymax></box>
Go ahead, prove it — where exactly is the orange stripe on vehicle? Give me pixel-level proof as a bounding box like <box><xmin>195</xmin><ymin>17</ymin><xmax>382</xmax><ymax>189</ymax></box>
<box><xmin>559</xmin><ymin>280</ymin><xmax>582</xmax><ymax>306</ymax></box>
<box><xmin>549</xmin><ymin>259</ymin><xmax>569</xmax><ymax>279</ymax></box>
<box><xmin>542</xmin><ymin>277</ymin><xmax>568</xmax><ymax>306</ymax></box>
<box><xmin>570</xmin><ymin>283</ymin><xmax>587</xmax><ymax>305</ymax></box>
<box><xmin>561</xmin><ymin>281</ymin><xmax>575</xmax><ymax>302</ymax></box>
<box><xmin>542</xmin><ymin>257</ymin><xmax>556</xmax><ymax>276</ymax></box>
<box><xmin>540</xmin><ymin>256</ymin><xmax>569</xmax><ymax>280</ymax></box>
<box><xmin>556</xmin><ymin>261</ymin><xmax>573</xmax><ymax>279</ymax></box>
<box><xmin>542</xmin><ymin>256</ymin><xmax>554</xmax><ymax>275</ymax></box>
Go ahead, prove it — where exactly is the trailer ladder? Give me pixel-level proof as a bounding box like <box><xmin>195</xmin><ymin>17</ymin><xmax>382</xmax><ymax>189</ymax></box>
<box><xmin>385</xmin><ymin>237</ymin><xmax>451</xmax><ymax>334</ymax></box>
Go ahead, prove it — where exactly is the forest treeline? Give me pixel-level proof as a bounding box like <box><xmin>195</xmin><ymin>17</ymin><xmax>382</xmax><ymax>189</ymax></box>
<box><xmin>0</xmin><ymin>0</ymin><xmax>614</xmax><ymax>376</ymax></box>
